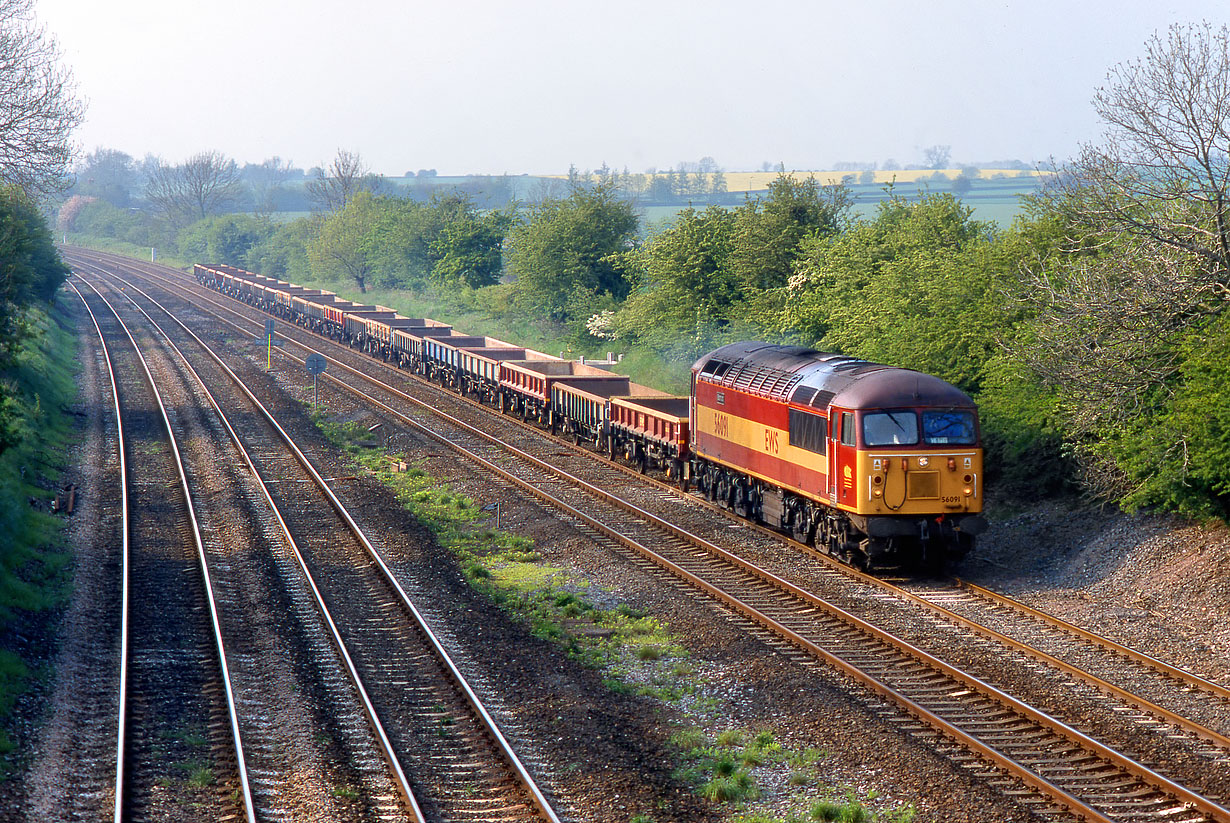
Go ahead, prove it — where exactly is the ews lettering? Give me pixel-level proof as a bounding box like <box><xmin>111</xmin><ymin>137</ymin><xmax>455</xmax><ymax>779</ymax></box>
<box><xmin>713</xmin><ymin>412</ymin><xmax>730</xmax><ymax>438</ymax></box>
<box><xmin>764</xmin><ymin>428</ymin><xmax>780</xmax><ymax>454</ymax></box>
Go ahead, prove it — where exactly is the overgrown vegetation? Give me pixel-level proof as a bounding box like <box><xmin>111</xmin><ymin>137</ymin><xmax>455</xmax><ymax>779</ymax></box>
<box><xmin>0</xmin><ymin>301</ymin><xmax>79</xmax><ymax>771</ymax></box>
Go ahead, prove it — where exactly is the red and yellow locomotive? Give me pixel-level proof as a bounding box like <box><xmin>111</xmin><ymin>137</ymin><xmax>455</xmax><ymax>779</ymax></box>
<box><xmin>689</xmin><ymin>342</ymin><xmax>986</xmax><ymax>569</ymax></box>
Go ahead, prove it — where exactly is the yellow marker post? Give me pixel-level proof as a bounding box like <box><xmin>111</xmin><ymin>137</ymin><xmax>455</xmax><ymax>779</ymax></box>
<box><xmin>254</xmin><ymin>317</ymin><xmax>282</xmax><ymax>370</ymax></box>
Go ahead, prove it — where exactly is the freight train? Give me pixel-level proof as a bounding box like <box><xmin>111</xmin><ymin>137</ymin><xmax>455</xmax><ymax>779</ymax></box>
<box><xmin>194</xmin><ymin>263</ymin><xmax>986</xmax><ymax>569</ymax></box>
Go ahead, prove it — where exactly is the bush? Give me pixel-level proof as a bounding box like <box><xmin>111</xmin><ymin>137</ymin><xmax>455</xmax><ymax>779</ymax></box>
<box><xmin>72</xmin><ymin>200</ymin><xmax>166</xmax><ymax>249</ymax></box>
<box><xmin>178</xmin><ymin>214</ymin><xmax>276</xmax><ymax>267</ymax></box>
<box><xmin>810</xmin><ymin>799</ymin><xmax>866</xmax><ymax>823</ymax></box>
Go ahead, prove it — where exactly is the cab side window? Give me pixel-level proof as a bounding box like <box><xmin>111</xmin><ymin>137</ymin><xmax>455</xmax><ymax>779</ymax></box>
<box><xmin>840</xmin><ymin>412</ymin><xmax>856</xmax><ymax>447</ymax></box>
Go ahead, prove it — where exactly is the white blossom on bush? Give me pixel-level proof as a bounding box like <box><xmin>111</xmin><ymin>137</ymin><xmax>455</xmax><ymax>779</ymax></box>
<box><xmin>585</xmin><ymin>310</ymin><xmax>617</xmax><ymax>339</ymax></box>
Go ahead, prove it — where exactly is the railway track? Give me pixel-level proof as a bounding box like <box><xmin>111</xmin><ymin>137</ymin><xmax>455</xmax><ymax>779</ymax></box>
<box><xmin>66</xmin><ymin>248</ymin><xmax>1230</xmax><ymax>821</ymax></box>
<box><xmin>71</xmin><ymin>280</ymin><xmax>252</xmax><ymax>822</ymax></box>
<box><xmin>73</xmin><ymin>266</ymin><xmax>563</xmax><ymax>823</ymax></box>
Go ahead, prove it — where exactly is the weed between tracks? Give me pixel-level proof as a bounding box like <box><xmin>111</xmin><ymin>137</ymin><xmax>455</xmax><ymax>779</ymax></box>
<box><xmin>311</xmin><ymin>408</ymin><xmax>918</xmax><ymax>821</ymax></box>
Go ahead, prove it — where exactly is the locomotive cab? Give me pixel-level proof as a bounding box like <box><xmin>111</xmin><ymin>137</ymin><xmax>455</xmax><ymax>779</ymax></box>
<box><xmin>836</xmin><ymin>405</ymin><xmax>986</xmax><ymax>565</ymax></box>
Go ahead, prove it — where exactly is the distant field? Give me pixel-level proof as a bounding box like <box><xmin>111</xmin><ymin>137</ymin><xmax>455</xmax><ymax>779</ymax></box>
<box><xmin>638</xmin><ymin>172</ymin><xmax>1043</xmax><ymax>229</ymax></box>
<box><xmin>537</xmin><ymin>168</ymin><xmax>1047</xmax><ymax>191</ymax></box>
<box><xmin>289</xmin><ymin>169</ymin><xmax>1044</xmax><ymax>227</ymax></box>
<box><xmin>720</xmin><ymin>168</ymin><xmax>1045</xmax><ymax>191</ymax></box>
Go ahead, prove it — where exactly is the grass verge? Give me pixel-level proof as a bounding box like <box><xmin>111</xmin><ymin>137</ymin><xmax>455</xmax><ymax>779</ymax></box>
<box><xmin>311</xmin><ymin>411</ymin><xmax>688</xmax><ymax>676</ymax></box>
<box><xmin>0</xmin><ymin>299</ymin><xmax>83</xmax><ymax>776</ymax></box>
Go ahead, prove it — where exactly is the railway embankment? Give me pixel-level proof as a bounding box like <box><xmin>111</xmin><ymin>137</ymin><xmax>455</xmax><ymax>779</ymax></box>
<box><xmin>0</xmin><ymin>302</ymin><xmax>81</xmax><ymax>782</ymax></box>
<box><xmin>970</xmin><ymin>502</ymin><xmax>1230</xmax><ymax>689</ymax></box>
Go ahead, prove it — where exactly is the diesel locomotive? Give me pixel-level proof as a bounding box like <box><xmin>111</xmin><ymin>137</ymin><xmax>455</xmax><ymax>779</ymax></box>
<box><xmin>690</xmin><ymin>342</ymin><xmax>985</xmax><ymax>569</ymax></box>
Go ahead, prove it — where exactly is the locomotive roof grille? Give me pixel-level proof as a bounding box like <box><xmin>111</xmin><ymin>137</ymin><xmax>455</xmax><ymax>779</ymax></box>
<box><xmin>791</xmin><ymin>385</ymin><xmax>817</xmax><ymax>405</ymax></box>
<box><xmin>811</xmin><ymin>389</ymin><xmax>835</xmax><ymax>408</ymax></box>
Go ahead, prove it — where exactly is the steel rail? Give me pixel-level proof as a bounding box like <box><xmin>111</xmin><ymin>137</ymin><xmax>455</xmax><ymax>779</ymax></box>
<box><xmin>74</xmin><ymin>251</ymin><xmax>1228</xmax><ymax>701</ymax></box>
<box><xmin>957</xmin><ymin>579</ymin><xmax>1230</xmax><ymax>701</ymax></box>
<box><xmin>185</xmin><ymin>249</ymin><xmax>1230</xmax><ymax>745</ymax></box>
<box><xmin>796</xmin><ymin>562</ymin><xmax>1230</xmax><ymax>750</ymax></box>
<box><xmin>91</xmin><ymin>272</ymin><xmax>1207</xmax><ymax>822</ymax></box>
<box><xmin>86</xmin><ymin>266</ymin><xmax>561</xmax><ymax>823</ymax></box>
<box><xmin>70</xmin><ymin>276</ymin><xmax>257</xmax><ymax>823</ymax></box>
<box><xmin>83</xmin><ymin>270</ymin><xmax>429</xmax><ymax>823</ymax></box>
<box><xmin>66</xmin><ymin>282</ymin><xmax>131</xmax><ymax>823</ymax></box>
<box><xmin>74</xmin><ymin>253</ymin><xmax>1230</xmax><ymax>816</ymax></box>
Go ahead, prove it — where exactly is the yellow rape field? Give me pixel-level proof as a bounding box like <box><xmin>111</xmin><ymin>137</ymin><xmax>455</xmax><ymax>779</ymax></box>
<box><xmin>539</xmin><ymin>169</ymin><xmax>1048</xmax><ymax>192</ymax></box>
<box><xmin>719</xmin><ymin>169</ymin><xmax>1047</xmax><ymax>192</ymax></box>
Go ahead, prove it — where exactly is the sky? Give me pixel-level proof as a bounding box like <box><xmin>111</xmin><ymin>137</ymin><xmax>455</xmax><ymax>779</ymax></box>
<box><xmin>35</xmin><ymin>0</ymin><xmax>1230</xmax><ymax>176</ymax></box>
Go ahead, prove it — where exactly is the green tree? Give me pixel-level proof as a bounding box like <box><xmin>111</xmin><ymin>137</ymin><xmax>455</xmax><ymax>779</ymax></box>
<box><xmin>781</xmin><ymin>192</ymin><xmax>999</xmax><ymax>389</ymax></box>
<box><xmin>308</xmin><ymin>191</ymin><xmax>379</xmax><ymax>293</ymax></box>
<box><xmin>606</xmin><ymin>205</ymin><xmax>740</xmax><ymax>355</ymax></box>
<box><xmin>727</xmin><ymin>172</ymin><xmax>852</xmax><ymax>294</ymax></box>
<box><xmin>507</xmin><ymin>178</ymin><xmax>638</xmax><ymax>323</ymax></box>
<box><xmin>179</xmin><ymin>214</ymin><xmax>275</xmax><ymax>266</ymax></box>
<box><xmin>245</xmin><ymin>218</ymin><xmax>314</xmax><ymax>280</ymax></box>
<box><xmin>426</xmin><ymin>194</ymin><xmax>513</xmax><ymax>289</ymax></box>
<box><xmin>0</xmin><ymin>184</ymin><xmax>69</xmax><ymax>452</ymax></box>
<box><xmin>1018</xmin><ymin>22</ymin><xmax>1230</xmax><ymax>508</ymax></box>
<box><xmin>775</xmin><ymin>192</ymin><xmax>1068</xmax><ymax>493</ymax></box>
<box><xmin>355</xmin><ymin>193</ymin><xmax>514</xmax><ymax>292</ymax></box>
<box><xmin>366</xmin><ymin>197</ymin><xmax>433</xmax><ymax>290</ymax></box>
<box><xmin>70</xmin><ymin>199</ymin><xmax>164</xmax><ymax>248</ymax></box>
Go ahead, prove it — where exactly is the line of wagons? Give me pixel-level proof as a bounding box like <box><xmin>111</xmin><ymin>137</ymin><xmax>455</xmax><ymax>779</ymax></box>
<box><xmin>195</xmin><ymin>263</ymin><xmax>693</xmax><ymax>483</ymax></box>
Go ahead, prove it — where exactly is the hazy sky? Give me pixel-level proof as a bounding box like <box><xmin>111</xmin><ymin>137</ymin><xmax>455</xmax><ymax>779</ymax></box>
<box><xmin>37</xmin><ymin>0</ymin><xmax>1230</xmax><ymax>176</ymax></box>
